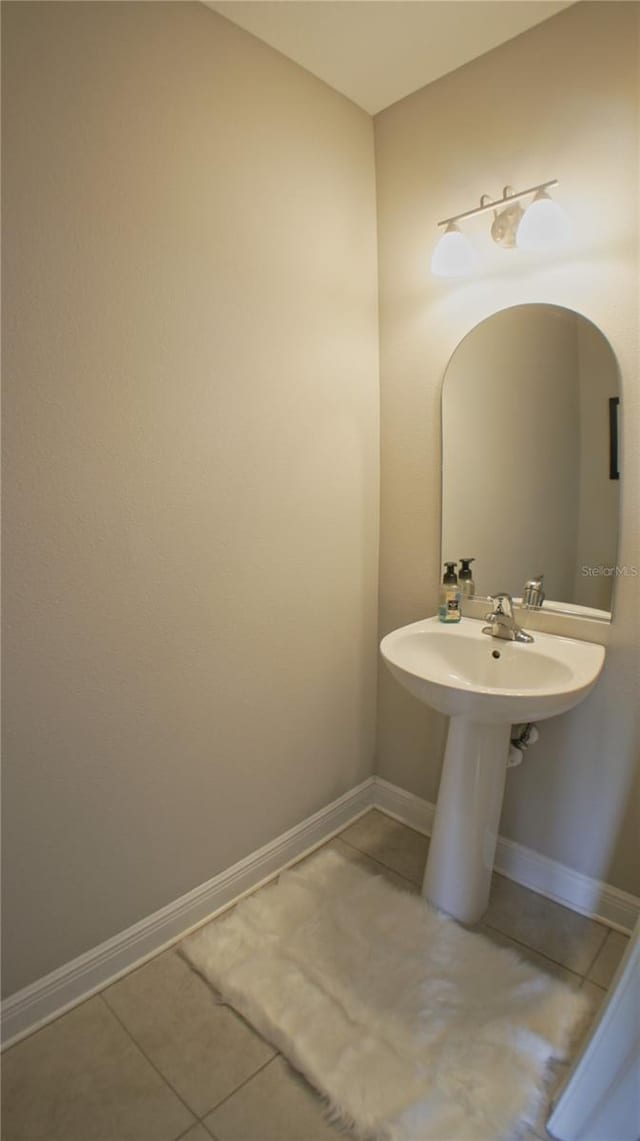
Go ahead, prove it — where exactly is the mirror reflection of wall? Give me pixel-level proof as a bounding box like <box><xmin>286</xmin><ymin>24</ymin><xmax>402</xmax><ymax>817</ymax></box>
<box><xmin>441</xmin><ymin>305</ymin><xmax>620</xmax><ymax>617</ymax></box>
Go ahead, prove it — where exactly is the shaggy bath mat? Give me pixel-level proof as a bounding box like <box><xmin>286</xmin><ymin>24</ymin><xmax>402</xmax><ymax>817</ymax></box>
<box><xmin>182</xmin><ymin>848</ymin><xmax>590</xmax><ymax>1141</ymax></box>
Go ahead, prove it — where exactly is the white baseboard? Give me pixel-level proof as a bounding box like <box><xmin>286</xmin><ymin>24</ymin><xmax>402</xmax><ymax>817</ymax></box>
<box><xmin>4</xmin><ymin>774</ymin><xmax>638</xmax><ymax>1050</ymax></box>
<box><xmin>1</xmin><ymin>777</ymin><xmax>375</xmax><ymax>1050</ymax></box>
<box><xmin>372</xmin><ymin>776</ymin><xmax>639</xmax><ymax>934</ymax></box>
<box><xmin>371</xmin><ymin>776</ymin><xmax>435</xmax><ymax>835</ymax></box>
<box><xmin>491</xmin><ymin>834</ymin><xmax>639</xmax><ymax>935</ymax></box>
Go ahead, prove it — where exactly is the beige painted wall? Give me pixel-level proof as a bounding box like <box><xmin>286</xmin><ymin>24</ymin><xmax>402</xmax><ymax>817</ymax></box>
<box><xmin>2</xmin><ymin>2</ymin><xmax>379</xmax><ymax>996</ymax></box>
<box><xmin>375</xmin><ymin>1</ymin><xmax>639</xmax><ymax>893</ymax></box>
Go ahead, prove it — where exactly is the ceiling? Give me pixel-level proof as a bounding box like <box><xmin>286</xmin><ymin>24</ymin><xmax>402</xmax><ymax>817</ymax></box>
<box><xmin>203</xmin><ymin>1</ymin><xmax>573</xmax><ymax>115</ymax></box>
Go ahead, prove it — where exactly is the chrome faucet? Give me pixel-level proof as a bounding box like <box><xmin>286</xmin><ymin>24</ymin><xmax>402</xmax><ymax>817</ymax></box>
<box><xmin>482</xmin><ymin>593</ymin><xmax>534</xmax><ymax>643</ymax></box>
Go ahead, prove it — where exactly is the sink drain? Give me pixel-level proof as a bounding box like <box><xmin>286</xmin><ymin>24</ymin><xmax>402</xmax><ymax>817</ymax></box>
<box><xmin>491</xmin><ymin>649</ymin><xmax>501</xmax><ymax>659</ymax></box>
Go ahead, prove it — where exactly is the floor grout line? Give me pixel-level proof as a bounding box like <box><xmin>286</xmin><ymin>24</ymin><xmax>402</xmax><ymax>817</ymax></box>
<box><xmin>200</xmin><ymin>1053</ymin><xmax>280</xmax><ymax>1120</ymax></box>
<box><xmin>102</xmin><ymin>983</ymin><xmax>280</xmax><ymax>1129</ymax></box>
<box><xmin>478</xmin><ymin>920</ymin><xmax>593</xmax><ymax>978</ymax></box>
<box><xmin>344</xmin><ymin>806</ymin><xmax>430</xmax><ymax>843</ymax></box>
<box><xmin>579</xmin><ymin>976</ymin><xmax>605</xmax><ymax>994</ymax></box>
<box><xmin>338</xmin><ymin>825</ymin><xmax>615</xmax><ymax>979</ymax></box>
<box><xmin>5</xmin><ymin>818</ymin><xmax>619</xmax><ymax>1141</ymax></box>
<box><xmin>175</xmin><ymin>1123</ymin><xmax>211</xmax><ymax>1141</ymax></box>
<box><xmin>5</xmin><ymin>833</ymin><xmax>613</xmax><ymax>1141</ymax></box>
<box><xmin>372</xmin><ymin>806</ymin><xmax>433</xmax><ymax>840</ymax></box>
<box><xmin>581</xmin><ymin>925</ymin><xmax>611</xmax><ymax>983</ymax></box>
<box><xmin>336</xmin><ymin>835</ymin><xmax>425</xmax><ymax>888</ymax></box>
<box><xmin>99</xmin><ymin>991</ymin><xmax>200</xmax><ymax>1125</ymax></box>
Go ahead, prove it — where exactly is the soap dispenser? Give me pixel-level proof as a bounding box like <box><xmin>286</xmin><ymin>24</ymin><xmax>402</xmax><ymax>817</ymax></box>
<box><xmin>459</xmin><ymin>558</ymin><xmax>476</xmax><ymax>598</ymax></box>
<box><xmin>439</xmin><ymin>562</ymin><xmax>461</xmax><ymax>623</ymax></box>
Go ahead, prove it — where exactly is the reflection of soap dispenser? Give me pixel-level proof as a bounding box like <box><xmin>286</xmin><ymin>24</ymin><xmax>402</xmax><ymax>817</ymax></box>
<box><xmin>523</xmin><ymin>574</ymin><xmax>545</xmax><ymax>609</ymax></box>
<box><xmin>459</xmin><ymin>558</ymin><xmax>476</xmax><ymax>598</ymax></box>
<box><xmin>439</xmin><ymin>562</ymin><xmax>461</xmax><ymax>623</ymax></box>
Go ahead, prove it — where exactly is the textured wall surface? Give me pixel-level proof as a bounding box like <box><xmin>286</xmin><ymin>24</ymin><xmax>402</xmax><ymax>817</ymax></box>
<box><xmin>2</xmin><ymin>1</ymin><xmax>380</xmax><ymax>995</ymax></box>
<box><xmin>375</xmin><ymin>1</ymin><xmax>639</xmax><ymax>893</ymax></box>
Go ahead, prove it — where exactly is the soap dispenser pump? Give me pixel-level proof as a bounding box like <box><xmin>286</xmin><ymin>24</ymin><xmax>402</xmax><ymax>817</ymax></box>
<box><xmin>439</xmin><ymin>561</ymin><xmax>461</xmax><ymax>623</ymax></box>
<box><xmin>459</xmin><ymin>558</ymin><xmax>476</xmax><ymax>598</ymax></box>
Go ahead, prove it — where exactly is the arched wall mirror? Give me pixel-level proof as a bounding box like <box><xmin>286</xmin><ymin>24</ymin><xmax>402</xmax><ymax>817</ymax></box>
<box><xmin>441</xmin><ymin>305</ymin><xmax>621</xmax><ymax>618</ymax></box>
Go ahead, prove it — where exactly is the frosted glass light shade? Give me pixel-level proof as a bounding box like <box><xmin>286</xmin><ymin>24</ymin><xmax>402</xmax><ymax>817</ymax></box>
<box><xmin>431</xmin><ymin>223</ymin><xmax>475</xmax><ymax>277</ymax></box>
<box><xmin>516</xmin><ymin>190</ymin><xmax>571</xmax><ymax>250</ymax></box>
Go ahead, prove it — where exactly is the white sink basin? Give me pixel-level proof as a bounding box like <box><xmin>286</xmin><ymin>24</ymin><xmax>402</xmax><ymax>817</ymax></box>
<box><xmin>380</xmin><ymin>616</ymin><xmax>605</xmax><ymax>724</ymax></box>
<box><xmin>380</xmin><ymin>616</ymin><xmax>606</xmax><ymax>923</ymax></box>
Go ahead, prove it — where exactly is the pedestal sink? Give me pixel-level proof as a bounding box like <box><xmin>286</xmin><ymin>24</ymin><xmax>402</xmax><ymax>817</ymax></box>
<box><xmin>380</xmin><ymin>617</ymin><xmax>605</xmax><ymax>923</ymax></box>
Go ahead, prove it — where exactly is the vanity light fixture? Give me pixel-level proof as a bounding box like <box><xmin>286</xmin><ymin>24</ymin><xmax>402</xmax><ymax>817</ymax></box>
<box><xmin>431</xmin><ymin>180</ymin><xmax>570</xmax><ymax>276</ymax></box>
<box><xmin>516</xmin><ymin>186</ymin><xmax>571</xmax><ymax>250</ymax></box>
<box><xmin>430</xmin><ymin>221</ymin><xmax>476</xmax><ymax>277</ymax></box>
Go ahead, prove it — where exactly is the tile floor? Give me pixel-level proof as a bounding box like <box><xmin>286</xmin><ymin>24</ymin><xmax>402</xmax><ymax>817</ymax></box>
<box><xmin>2</xmin><ymin>809</ymin><xmax>629</xmax><ymax>1141</ymax></box>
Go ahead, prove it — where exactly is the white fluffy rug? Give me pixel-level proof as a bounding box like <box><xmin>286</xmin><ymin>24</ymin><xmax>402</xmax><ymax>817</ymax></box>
<box><xmin>182</xmin><ymin>848</ymin><xmax>590</xmax><ymax>1141</ymax></box>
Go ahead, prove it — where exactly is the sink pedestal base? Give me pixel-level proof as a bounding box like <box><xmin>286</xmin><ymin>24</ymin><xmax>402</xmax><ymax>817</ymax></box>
<box><xmin>422</xmin><ymin>717</ymin><xmax>511</xmax><ymax>924</ymax></box>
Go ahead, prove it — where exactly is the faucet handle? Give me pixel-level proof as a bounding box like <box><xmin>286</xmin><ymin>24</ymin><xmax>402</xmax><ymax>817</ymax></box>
<box><xmin>490</xmin><ymin>592</ymin><xmax>513</xmax><ymax>616</ymax></box>
<box><xmin>483</xmin><ymin>591</ymin><xmax>534</xmax><ymax>643</ymax></box>
<box><xmin>484</xmin><ymin>598</ymin><xmax>503</xmax><ymax>622</ymax></box>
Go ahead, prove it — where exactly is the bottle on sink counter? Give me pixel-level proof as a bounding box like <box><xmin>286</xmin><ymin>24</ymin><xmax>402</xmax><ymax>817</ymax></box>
<box><xmin>459</xmin><ymin>558</ymin><xmax>476</xmax><ymax>598</ymax></box>
<box><xmin>438</xmin><ymin>561</ymin><xmax>461</xmax><ymax>623</ymax></box>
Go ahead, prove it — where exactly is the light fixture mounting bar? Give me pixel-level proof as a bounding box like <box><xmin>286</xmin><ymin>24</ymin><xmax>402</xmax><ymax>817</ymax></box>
<box><xmin>437</xmin><ymin>180</ymin><xmax>559</xmax><ymax>229</ymax></box>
